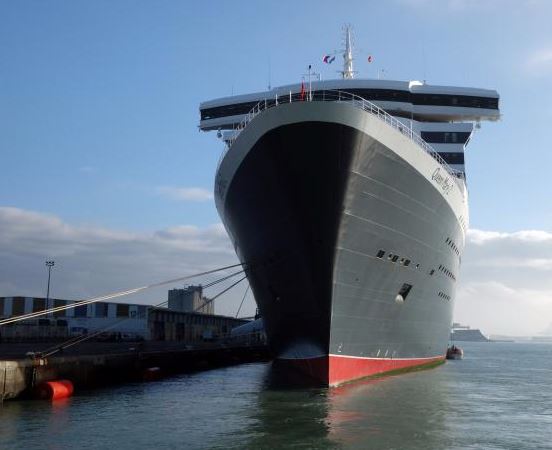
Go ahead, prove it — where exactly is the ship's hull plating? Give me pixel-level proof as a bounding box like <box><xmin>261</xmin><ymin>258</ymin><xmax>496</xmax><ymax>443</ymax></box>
<box><xmin>216</xmin><ymin>102</ymin><xmax>465</xmax><ymax>386</ymax></box>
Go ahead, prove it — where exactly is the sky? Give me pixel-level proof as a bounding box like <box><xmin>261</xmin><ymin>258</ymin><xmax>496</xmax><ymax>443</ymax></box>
<box><xmin>1</xmin><ymin>0</ymin><xmax>551</xmax><ymax>335</ymax></box>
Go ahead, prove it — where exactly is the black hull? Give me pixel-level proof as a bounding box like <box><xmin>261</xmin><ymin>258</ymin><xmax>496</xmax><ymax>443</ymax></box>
<box><xmin>225</xmin><ymin>122</ymin><xmax>356</xmax><ymax>358</ymax></box>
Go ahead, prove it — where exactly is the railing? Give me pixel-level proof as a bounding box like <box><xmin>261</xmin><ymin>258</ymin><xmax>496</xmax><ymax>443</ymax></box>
<box><xmin>221</xmin><ymin>90</ymin><xmax>465</xmax><ymax>186</ymax></box>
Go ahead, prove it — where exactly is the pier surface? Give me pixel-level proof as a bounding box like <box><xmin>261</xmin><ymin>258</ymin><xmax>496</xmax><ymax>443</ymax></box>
<box><xmin>0</xmin><ymin>341</ymin><xmax>270</xmax><ymax>400</ymax></box>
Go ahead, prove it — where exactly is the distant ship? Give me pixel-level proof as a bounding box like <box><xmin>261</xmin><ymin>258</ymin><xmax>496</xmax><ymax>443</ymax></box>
<box><xmin>200</xmin><ymin>27</ymin><xmax>500</xmax><ymax>386</ymax></box>
<box><xmin>450</xmin><ymin>323</ymin><xmax>490</xmax><ymax>342</ymax></box>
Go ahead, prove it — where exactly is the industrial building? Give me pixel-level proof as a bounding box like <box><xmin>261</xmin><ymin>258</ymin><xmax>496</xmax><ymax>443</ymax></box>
<box><xmin>0</xmin><ymin>296</ymin><xmax>148</xmax><ymax>342</ymax></box>
<box><xmin>148</xmin><ymin>308</ymin><xmax>247</xmax><ymax>342</ymax></box>
<box><xmin>0</xmin><ymin>286</ymin><xmax>250</xmax><ymax>344</ymax></box>
<box><xmin>168</xmin><ymin>285</ymin><xmax>214</xmax><ymax>315</ymax></box>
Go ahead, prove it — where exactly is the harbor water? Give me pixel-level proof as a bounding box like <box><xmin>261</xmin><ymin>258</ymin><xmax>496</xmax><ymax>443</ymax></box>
<box><xmin>1</xmin><ymin>342</ymin><xmax>551</xmax><ymax>449</ymax></box>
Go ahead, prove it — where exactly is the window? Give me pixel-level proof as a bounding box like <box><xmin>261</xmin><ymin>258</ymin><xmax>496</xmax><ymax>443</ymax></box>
<box><xmin>200</xmin><ymin>100</ymin><xmax>263</xmax><ymax>121</ymax></box>
<box><xmin>376</xmin><ymin>250</ymin><xmax>385</xmax><ymax>258</ymax></box>
<box><xmin>421</xmin><ymin>132</ymin><xmax>471</xmax><ymax>144</ymax></box>
<box><xmin>95</xmin><ymin>302</ymin><xmax>108</xmax><ymax>318</ymax></box>
<box><xmin>116</xmin><ymin>304</ymin><xmax>130</xmax><ymax>318</ymax></box>
<box><xmin>53</xmin><ymin>299</ymin><xmax>66</xmax><ymax>317</ymax></box>
<box><xmin>412</xmin><ymin>93</ymin><xmax>498</xmax><ymax>109</ymax></box>
<box><xmin>429</xmin><ymin>269</ymin><xmax>435</xmax><ymax>276</ymax></box>
<box><xmin>33</xmin><ymin>298</ymin><xmax>46</xmax><ymax>313</ymax></box>
<box><xmin>137</xmin><ymin>305</ymin><xmax>147</xmax><ymax>318</ymax></box>
<box><xmin>74</xmin><ymin>304</ymin><xmax>87</xmax><ymax>317</ymax></box>
<box><xmin>439</xmin><ymin>152</ymin><xmax>465</xmax><ymax>165</ymax></box>
<box><xmin>391</xmin><ymin>255</ymin><xmax>399</xmax><ymax>263</ymax></box>
<box><xmin>12</xmin><ymin>297</ymin><xmax>25</xmax><ymax>316</ymax></box>
<box><xmin>0</xmin><ymin>297</ymin><xmax>4</xmax><ymax>316</ymax></box>
<box><xmin>404</xmin><ymin>260</ymin><xmax>411</xmax><ymax>267</ymax></box>
<box><xmin>397</xmin><ymin>283</ymin><xmax>413</xmax><ymax>301</ymax></box>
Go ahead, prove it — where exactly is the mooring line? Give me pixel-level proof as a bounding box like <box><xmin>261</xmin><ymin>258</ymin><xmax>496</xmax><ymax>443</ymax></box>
<box><xmin>39</xmin><ymin>269</ymin><xmax>250</xmax><ymax>357</ymax></box>
<box><xmin>235</xmin><ymin>284</ymin><xmax>250</xmax><ymax>318</ymax></box>
<box><xmin>193</xmin><ymin>275</ymin><xmax>247</xmax><ymax>313</ymax></box>
<box><xmin>0</xmin><ymin>262</ymin><xmax>246</xmax><ymax>326</ymax></box>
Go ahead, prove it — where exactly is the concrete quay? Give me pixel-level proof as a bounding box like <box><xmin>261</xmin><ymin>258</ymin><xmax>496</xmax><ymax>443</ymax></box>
<box><xmin>0</xmin><ymin>342</ymin><xmax>270</xmax><ymax>401</ymax></box>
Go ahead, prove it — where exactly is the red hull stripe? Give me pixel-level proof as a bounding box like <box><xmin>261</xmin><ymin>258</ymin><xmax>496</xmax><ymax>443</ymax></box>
<box><xmin>277</xmin><ymin>354</ymin><xmax>445</xmax><ymax>386</ymax></box>
<box><xmin>329</xmin><ymin>354</ymin><xmax>445</xmax><ymax>386</ymax></box>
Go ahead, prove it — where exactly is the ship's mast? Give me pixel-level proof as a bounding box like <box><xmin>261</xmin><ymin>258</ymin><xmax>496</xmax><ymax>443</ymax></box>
<box><xmin>342</xmin><ymin>25</ymin><xmax>354</xmax><ymax>79</ymax></box>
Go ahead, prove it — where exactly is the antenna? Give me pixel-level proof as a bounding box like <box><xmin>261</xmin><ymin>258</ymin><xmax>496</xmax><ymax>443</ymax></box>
<box><xmin>342</xmin><ymin>24</ymin><xmax>354</xmax><ymax>79</ymax></box>
<box><xmin>268</xmin><ymin>58</ymin><xmax>271</xmax><ymax>90</ymax></box>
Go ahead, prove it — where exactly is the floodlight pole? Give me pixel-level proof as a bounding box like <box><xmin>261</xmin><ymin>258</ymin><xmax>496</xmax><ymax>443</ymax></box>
<box><xmin>45</xmin><ymin>260</ymin><xmax>55</xmax><ymax>311</ymax></box>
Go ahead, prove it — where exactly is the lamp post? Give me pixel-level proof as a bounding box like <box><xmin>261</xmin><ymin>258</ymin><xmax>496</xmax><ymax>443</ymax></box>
<box><xmin>45</xmin><ymin>260</ymin><xmax>55</xmax><ymax>311</ymax></box>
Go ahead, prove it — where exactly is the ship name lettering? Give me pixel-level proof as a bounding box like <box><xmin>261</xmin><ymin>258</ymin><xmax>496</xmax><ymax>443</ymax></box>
<box><xmin>431</xmin><ymin>168</ymin><xmax>453</xmax><ymax>195</ymax></box>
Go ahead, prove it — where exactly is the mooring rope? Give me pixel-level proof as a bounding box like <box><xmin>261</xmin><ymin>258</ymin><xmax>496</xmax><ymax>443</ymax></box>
<box><xmin>0</xmin><ymin>262</ymin><xmax>246</xmax><ymax>326</ymax></box>
<box><xmin>193</xmin><ymin>275</ymin><xmax>247</xmax><ymax>313</ymax></box>
<box><xmin>235</xmin><ymin>284</ymin><xmax>250</xmax><ymax>318</ymax></box>
<box><xmin>37</xmin><ymin>268</ymin><xmax>250</xmax><ymax>357</ymax></box>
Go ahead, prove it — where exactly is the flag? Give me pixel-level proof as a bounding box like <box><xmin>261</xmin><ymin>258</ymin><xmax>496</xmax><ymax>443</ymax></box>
<box><xmin>367</xmin><ymin>55</ymin><xmax>373</xmax><ymax>63</ymax></box>
<box><xmin>300</xmin><ymin>81</ymin><xmax>306</xmax><ymax>101</ymax></box>
<box><xmin>322</xmin><ymin>54</ymin><xmax>336</xmax><ymax>64</ymax></box>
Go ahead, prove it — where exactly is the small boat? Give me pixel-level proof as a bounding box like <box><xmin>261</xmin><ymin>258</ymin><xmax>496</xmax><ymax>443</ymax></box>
<box><xmin>446</xmin><ymin>345</ymin><xmax>464</xmax><ymax>360</ymax></box>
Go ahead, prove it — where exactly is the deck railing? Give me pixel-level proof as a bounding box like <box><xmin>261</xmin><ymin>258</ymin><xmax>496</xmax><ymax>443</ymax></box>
<box><xmin>220</xmin><ymin>90</ymin><xmax>465</xmax><ymax>186</ymax></box>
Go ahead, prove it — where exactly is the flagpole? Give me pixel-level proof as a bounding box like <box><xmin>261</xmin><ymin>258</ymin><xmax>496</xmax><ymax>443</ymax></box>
<box><xmin>308</xmin><ymin>65</ymin><xmax>312</xmax><ymax>101</ymax></box>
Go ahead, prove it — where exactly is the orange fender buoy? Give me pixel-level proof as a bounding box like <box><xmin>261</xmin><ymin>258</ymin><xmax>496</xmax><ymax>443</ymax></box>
<box><xmin>36</xmin><ymin>380</ymin><xmax>74</xmax><ymax>400</ymax></box>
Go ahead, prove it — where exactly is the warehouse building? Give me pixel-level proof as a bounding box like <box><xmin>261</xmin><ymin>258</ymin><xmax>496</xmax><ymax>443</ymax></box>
<box><xmin>0</xmin><ymin>288</ymin><xmax>250</xmax><ymax>344</ymax></box>
<box><xmin>0</xmin><ymin>296</ymin><xmax>148</xmax><ymax>342</ymax></box>
<box><xmin>148</xmin><ymin>307</ymin><xmax>247</xmax><ymax>342</ymax></box>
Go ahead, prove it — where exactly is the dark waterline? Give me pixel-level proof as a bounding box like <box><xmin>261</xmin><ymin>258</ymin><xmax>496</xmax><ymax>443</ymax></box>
<box><xmin>1</xmin><ymin>342</ymin><xmax>552</xmax><ymax>449</ymax></box>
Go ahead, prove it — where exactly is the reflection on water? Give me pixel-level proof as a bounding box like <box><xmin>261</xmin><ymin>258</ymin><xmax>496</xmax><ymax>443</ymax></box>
<box><xmin>2</xmin><ymin>343</ymin><xmax>552</xmax><ymax>449</ymax></box>
<box><xmin>245</xmin><ymin>362</ymin><xmax>451</xmax><ymax>449</ymax></box>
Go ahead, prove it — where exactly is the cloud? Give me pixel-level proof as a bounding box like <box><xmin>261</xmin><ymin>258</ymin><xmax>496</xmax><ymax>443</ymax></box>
<box><xmin>1</xmin><ymin>207</ymin><xmax>551</xmax><ymax>335</ymax></box>
<box><xmin>468</xmin><ymin>229</ymin><xmax>552</xmax><ymax>244</ymax></box>
<box><xmin>0</xmin><ymin>207</ymin><xmax>253</xmax><ymax>317</ymax></box>
<box><xmin>456</xmin><ymin>228</ymin><xmax>552</xmax><ymax>336</ymax></box>
<box><xmin>157</xmin><ymin>186</ymin><xmax>214</xmax><ymax>202</ymax></box>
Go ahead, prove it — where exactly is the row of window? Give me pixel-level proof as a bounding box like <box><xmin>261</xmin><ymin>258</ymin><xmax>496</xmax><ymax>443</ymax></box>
<box><xmin>200</xmin><ymin>90</ymin><xmax>499</xmax><ymax>121</ymax></box>
<box><xmin>438</xmin><ymin>152</ymin><xmax>465</xmax><ymax>165</ymax></box>
<box><xmin>446</xmin><ymin>237</ymin><xmax>460</xmax><ymax>257</ymax></box>
<box><xmin>0</xmin><ymin>297</ymin><xmax>146</xmax><ymax>319</ymax></box>
<box><xmin>376</xmin><ymin>249</ymin><xmax>419</xmax><ymax>269</ymax></box>
<box><xmin>376</xmin><ymin>250</ymin><xmax>457</xmax><ymax>283</ymax></box>
<box><xmin>438</xmin><ymin>264</ymin><xmax>457</xmax><ymax>281</ymax></box>
<box><xmin>421</xmin><ymin>131</ymin><xmax>471</xmax><ymax>145</ymax></box>
<box><xmin>340</xmin><ymin>89</ymin><xmax>498</xmax><ymax>110</ymax></box>
<box><xmin>150</xmin><ymin>310</ymin><xmax>238</xmax><ymax>327</ymax></box>
<box><xmin>438</xmin><ymin>291</ymin><xmax>451</xmax><ymax>301</ymax></box>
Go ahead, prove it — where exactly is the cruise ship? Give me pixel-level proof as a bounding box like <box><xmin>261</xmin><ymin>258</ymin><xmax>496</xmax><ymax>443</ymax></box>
<box><xmin>199</xmin><ymin>28</ymin><xmax>499</xmax><ymax>386</ymax></box>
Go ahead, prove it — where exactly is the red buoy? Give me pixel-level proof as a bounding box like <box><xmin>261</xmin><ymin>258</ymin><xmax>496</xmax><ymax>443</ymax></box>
<box><xmin>36</xmin><ymin>380</ymin><xmax>74</xmax><ymax>400</ymax></box>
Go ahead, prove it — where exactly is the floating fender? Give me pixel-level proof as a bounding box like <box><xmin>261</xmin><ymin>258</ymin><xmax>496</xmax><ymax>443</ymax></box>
<box><xmin>36</xmin><ymin>380</ymin><xmax>74</xmax><ymax>400</ymax></box>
